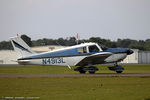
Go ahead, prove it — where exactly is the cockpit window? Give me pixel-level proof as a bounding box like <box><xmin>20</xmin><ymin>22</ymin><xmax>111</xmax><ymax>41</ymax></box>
<box><xmin>98</xmin><ymin>43</ymin><xmax>108</xmax><ymax>51</ymax></box>
<box><xmin>89</xmin><ymin>45</ymin><xmax>99</xmax><ymax>52</ymax></box>
<box><xmin>77</xmin><ymin>47</ymin><xmax>87</xmax><ymax>54</ymax></box>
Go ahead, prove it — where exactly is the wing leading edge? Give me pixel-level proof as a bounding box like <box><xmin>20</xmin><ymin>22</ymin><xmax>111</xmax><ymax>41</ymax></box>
<box><xmin>75</xmin><ymin>52</ymin><xmax>112</xmax><ymax>66</ymax></box>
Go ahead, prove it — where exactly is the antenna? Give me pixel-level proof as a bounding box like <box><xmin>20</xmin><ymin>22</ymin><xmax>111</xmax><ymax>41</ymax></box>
<box><xmin>76</xmin><ymin>33</ymin><xmax>79</xmax><ymax>44</ymax></box>
<box><xmin>17</xmin><ymin>33</ymin><xmax>19</xmax><ymax>37</ymax></box>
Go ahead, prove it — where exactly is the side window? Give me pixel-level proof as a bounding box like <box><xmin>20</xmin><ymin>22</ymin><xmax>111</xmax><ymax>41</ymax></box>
<box><xmin>77</xmin><ymin>47</ymin><xmax>87</xmax><ymax>54</ymax></box>
<box><xmin>89</xmin><ymin>45</ymin><xmax>99</xmax><ymax>52</ymax></box>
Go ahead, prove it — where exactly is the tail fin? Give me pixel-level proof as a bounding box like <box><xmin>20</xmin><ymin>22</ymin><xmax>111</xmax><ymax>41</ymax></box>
<box><xmin>10</xmin><ymin>35</ymin><xmax>36</xmax><ymax>59</ymax></box>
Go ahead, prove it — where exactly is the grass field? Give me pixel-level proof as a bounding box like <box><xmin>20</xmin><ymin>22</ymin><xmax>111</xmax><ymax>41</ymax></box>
<box><xmin>0</xmin><ymin>64</ymin><xmax>150</xmax><ymax>100</ymax></box>
<box><xmin>0</xmin><ymin>77</ymin><xmax>150</xmax><ymax>100</ymax></box>
<box><xmin>0</xmin><ymin>64</ymin><xmax>150</xmax><ymax>74</ymax></box>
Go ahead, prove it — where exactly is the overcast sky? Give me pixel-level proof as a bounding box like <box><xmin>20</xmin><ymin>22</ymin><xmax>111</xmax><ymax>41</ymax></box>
<box><xmin>0</xmin><ymin>0</ymin><xmax>150</xmax><ymax>41</ymax></box>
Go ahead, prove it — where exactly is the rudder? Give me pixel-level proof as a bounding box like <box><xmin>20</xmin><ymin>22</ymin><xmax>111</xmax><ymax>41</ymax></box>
<box><xmin>10</xmin><ymin>35</ymin><xmax>36</xmax><ymax>59</ymax></box>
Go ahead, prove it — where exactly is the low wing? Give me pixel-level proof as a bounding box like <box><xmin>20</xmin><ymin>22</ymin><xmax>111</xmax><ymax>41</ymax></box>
<box><xmin>75</xmin><ymin>52</ymin><xmax>112</xmax><ymax>66</ymax></box>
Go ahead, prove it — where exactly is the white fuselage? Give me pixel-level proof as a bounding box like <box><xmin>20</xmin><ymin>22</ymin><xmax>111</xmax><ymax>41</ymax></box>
<box><xmin>18</xmin><ymin>53</ymin><xmax>127</xmax><ymax>66</ymax></box>
<box><xmin>18</xmin><ymin>56</ymin><xmax>86</xmax><ymax>66</ymax></box>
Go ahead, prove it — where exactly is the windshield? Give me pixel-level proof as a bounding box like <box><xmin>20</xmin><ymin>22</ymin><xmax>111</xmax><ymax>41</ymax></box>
<box><xmin>98</xmin><ymin>43</ymin><xmax>108</xmax><ymax>51</ymax></box>
<box><xmin>89</xmin><ymin>45</ymin><xmax>99</xmax><ymax>52</ymax></box>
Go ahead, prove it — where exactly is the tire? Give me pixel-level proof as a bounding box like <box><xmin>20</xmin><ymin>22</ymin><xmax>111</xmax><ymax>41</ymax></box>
<box><xmin>79</xmin><ymin>71</ymin><xmax>86</xmax><ymax>74</ymax></box>
<box><xmin>89</xmin><ymin>71</ymin><xmax>95</xmax><ymax>74</ymax></box>
<box><xmin>116</xmin><ymin>71</ymin><xmax>122</xmax><ymax>73</ymax></box>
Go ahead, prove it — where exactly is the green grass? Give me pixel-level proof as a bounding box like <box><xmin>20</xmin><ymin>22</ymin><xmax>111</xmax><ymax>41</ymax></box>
<box><xmin>0</xmin><ymin>65</ymin><xmax>76</xmax><ymax>74</ymax></box>
<box><xmin>0</xmin><ymin>77</ymin><xmax>150</xmax><ymax>100</ymax></box>
<box><xmin>0</xmin><ymin>64</ymin><xmax>150</xmax><ymax>74</ymax></box>
<box><xmin>99</xmin><ymin>64</ymin><xmax>150</xmax><ymax>73</ymax></box>
<box><xmin>0</xmin><ymin>64</ymin><xmax>150</xmax><ymax>100</ymax></box>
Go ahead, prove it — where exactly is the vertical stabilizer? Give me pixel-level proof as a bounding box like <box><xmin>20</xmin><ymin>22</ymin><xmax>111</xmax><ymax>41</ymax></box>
<box><xmin>10</xmin><ymin>35</ymin><xmax>36</xmax><ymax>59</ymax></box>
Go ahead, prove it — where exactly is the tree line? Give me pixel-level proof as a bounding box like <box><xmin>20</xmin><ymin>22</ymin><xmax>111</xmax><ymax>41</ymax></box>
<box><xmin>0</xmin><ymin>34</ymin><xmax>150</xmax><ymax>51</ymax></box>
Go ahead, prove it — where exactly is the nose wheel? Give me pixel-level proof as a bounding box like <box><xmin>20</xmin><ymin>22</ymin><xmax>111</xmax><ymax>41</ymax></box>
<box><xmin>108</xmin><ymin>63</ymin><xmax>124</xmax><ymax>73</ymax></box>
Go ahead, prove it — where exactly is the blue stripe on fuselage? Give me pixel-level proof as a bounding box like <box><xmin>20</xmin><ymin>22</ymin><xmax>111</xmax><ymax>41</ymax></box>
<box><xmin>103</xmin><ymin>48</ymin><xmax>128</xmax><ymax>53</ymax></box>
<box><xmin>21</xmin><ymin>48</ymin><xmax>79</xmax><ymax>59</ymax></box>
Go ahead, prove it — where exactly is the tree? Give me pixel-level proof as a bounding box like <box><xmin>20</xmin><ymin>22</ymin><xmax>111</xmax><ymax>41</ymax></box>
<box><xmin>145</xmin><ymin>39</ymin><xmax>150</xmax><ymax>51</ymax></box>
<box><xmin>89</xmin><ymin>37</ymin><xmax>101</xmax><ymax>43</ymax></box>
<box><xmin>57</xmin><ymin>38</ymin><xmax>66</xmax><ymax>46</ymax></box>
<box><xmin>0</xmin><ymin>41</ymin><xmax>13</xmax><ymax>50</ymax></box>
<box><xmin>0</xmin><ymin>35</ymin><xmax>150</xmax><ymax>51</ymax></box>
<box><xmin>21</xmin><ymin>34</ymin><xmax>32</xmax><ymax>47</ymax></box>
<box><xmin>66</xmin><ymin>37</ymin><xmax>76</xmax><ymax>46</ymax></box>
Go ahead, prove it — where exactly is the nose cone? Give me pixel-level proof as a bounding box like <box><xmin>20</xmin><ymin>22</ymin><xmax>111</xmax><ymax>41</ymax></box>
<box><xmin>127</xmin><ymin>49</ymin><xmax>134</xmax><ymax>55</ymax></box>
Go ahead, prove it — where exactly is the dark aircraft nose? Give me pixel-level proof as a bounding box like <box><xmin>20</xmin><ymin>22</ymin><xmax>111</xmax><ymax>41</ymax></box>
<box><xmin>126</xmin><ymin>49</ymin><xmax>134</xmax><ymax>55</ymax></box>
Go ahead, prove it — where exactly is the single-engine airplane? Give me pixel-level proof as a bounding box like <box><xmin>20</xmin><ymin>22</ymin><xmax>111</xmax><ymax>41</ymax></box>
<box><xmin>10</xmin><ymin>35</ymin><xmax>133</xmax><ymax>74</ymax></box>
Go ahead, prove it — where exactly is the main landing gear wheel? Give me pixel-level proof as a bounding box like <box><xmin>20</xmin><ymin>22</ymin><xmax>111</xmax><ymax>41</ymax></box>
<box><xmin>79</xmin><ymin>70</ymin><xmax>86</xmax><ymax>74</ymax></box>
<box><xmin>89</xmin><ymin>71</ymin><xmax>95</xmax><ymax>74</ymax></box>
<box><xmin>87</xmin><ymin>66</ymin><xmax>98</xmax><ymax>74</ymax></box>
<box><xmin>74</xmin><ymin>66</ymin><xmax>99</xmax><ymax>74</ymax></box>
<box><xmin>116</xmin><ymin>71</ymin><xmax>123</xmax><ymax>73</ymax></box>
<box><xmin>74</xmin><ymin>67</ymin><xmax>86</xmax><ymax>74</ymax></box>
